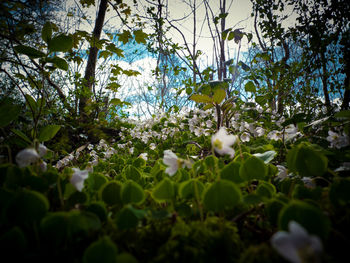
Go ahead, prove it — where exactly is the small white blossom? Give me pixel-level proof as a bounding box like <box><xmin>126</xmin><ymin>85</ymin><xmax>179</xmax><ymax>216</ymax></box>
<box><xmin>240</xmin><ymin>132</ymin><xmax>251</xmax><ymax>142</ymax></box>
<box><xmin>211</xmin><ymin>127</ymin><xmax>237</xmax><ymax>158</ymax></box>
<box><xmin>268</xmin><ymin>130</ymin><xmax>283</xmax><ymax>141</ymax></box>
<box><xmin>301</xmin><ymin>177</ymin><xmax>316</xmax><ymax>188</ymax></box>
<box><xmin>16</xmin><ymin>148</ymin><xmax>40</xmax><ymax>168</ymax></box>
<box><xmin>276</xmin><ymin>165</ymin><xmax>288</xmax><ymax>181</ymax></box>
<box><xmin>149</xmin><ymin>143</ymin><xmax>156</xmax><ymax>150</ymax></box>
<box><xmin>163</xmin><ymin>150</ymin><xmax>191</xmax><ymax>176</ymax></box>
<box><xmin>70</xmin><ymin>168</ymin><xmax>89</xmax><ymax>192</ymax></box>
<box><xmin>139</xmin><ymin>153</ymin><xmax>148</xmax><ymax>161</ymax></box>
<box><xmin>271</xmin><ymin>221</ymin><xmax>323</xmax><ymax>263</ymax></box>
<box><xmin>327</xmin><ymin>130</ymin><xmax>349</xmax><ymax>149</ymax></box>
<box><xmin>37</xmin><ymin>144</ymin><xmax>47</xmax><ymax>157</ymax></box>
<box><xmin>285</xmin><ymin>124</ymin><xmax>299</xmax><ymax>141</ymax></box>
<box><xmin>255</xmin><ymin>127</ymin><xmax>265</xmax><ymax>137</ymax></box>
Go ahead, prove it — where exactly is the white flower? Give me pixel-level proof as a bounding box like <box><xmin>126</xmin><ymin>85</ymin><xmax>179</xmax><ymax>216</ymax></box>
<box><xmin>149</xmin><ymin>143</ymin><xmax>156</xmax><ymax>150</ymax></box>
<box><xmin>163</xmin><ymin>150</ymin><xmax>180</xmax><ymax>176</ymax></box>
<box><xmin>39</xmin><ymin>161</ymin><xmax>47</xmax><ymax>172</ymax></box>
<box><xmin>267</xmin><ymin>130</ymin><xmax>283</xmax><ymax>141</ymax></box>
<box><xmin>255</xmin><ymin>127</ymin><xmax>265</xmax><ymax>137</ymax></box>
<box><xmin>276</xmin><ymin>165</ymin><xmax>288</xmax><ymax>181</ymax></box>
<box><xmin>301</xmin><ymin>177</ymin><xmax>316</xmax><ymax>188</ymax></box>
<box><xmin>285</xmin><ymin>124</ymin><xmax>299</xmax><ymax>141</ymax></box>
<box><xmin>205</xmin><ymin>120</ymin><xmax>213</xmax><ymax>128</ymax></box>
<box><xmin>70</xmin><ymin>168</ymin><xmax>89</xmax><ymax>192</ymax></box>
<box><xmin>163</xmin><ymin>150</ymin><xmax>191</xmax><ymax>176</ymax></box>
<box><xmin>139</xmin><ymin>153</ymin><xmax>148</xmax><ymax>161</ymax></box>
<box><xmin>37</xmin><ymin>144</ymin><xmax>47</xmax><ymax>157</ymax></box>
<box><xmin>240</xmin><ymin>132</ymin><xmax>251</xmax><ymax>142</ymax></box>
<box><xmin>211</xmin><ymin>127</ymin><xmax>237</xmax><ymax>158</ymax></box>
<box><xmin>16</xmin><ymin>148</ymin><xmax>40</xmax><ymax>168</ymax></box>
<box><xmin>327</xmin><ymin>130</ymin><xmax>349</xmax><ymax>149</ymax></box>
<box><xmin>271</xmin><ymin>221</ymin><xmax>323</xmax><ymax>263</ymax></box>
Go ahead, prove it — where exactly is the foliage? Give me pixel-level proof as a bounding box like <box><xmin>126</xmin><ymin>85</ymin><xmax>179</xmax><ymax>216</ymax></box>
<box><xmin>0</xmin><ymin>0</ymin><xmax>349</xmax><ymax>262</ymax></box>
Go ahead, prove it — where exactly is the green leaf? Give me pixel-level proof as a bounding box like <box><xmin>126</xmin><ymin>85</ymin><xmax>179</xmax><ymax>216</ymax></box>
<box><xmin>134</xmin><ymin>29</ymin><xmax>148</xmax><ymax>44</ymax></box>
<box><xmin>38</xmin><ymin>125</ymin><xmax>61</xmax><ymax>142</ymax></box>
<box><xmin>287</xmin><ymin>143</ymin><xmax>328</xmax><ymax>177</ymax></box>
<box><xmin>121</xmin><ymin>181</ymin><xmax>145</xmax><ymax>205</ymax></box>
<box><xmin>116</xmin><ymin>206</ymin><xmax>146</xmax><ymax>230</ymax></box>
<box><xmin>329</xmin><ymin>178</ymin><xmax>350</xmax><ymax>207</ymax></box>
<box><xmin>253</xmin><ymin>150</ymin><xmax>276</xmax><ymax>163</ymax></box>
<box><xmin>278</xmin><ymin>200</ymin><xmax>331</xmax><ymax>240</ymax></box>
<box><xmin>227</xmin><ymin>31</ymin><xmax>235</xmax><ymax>41</ymax></box>
<box><xmin>244</xmin><ymin>81</ymin><xmax>256</xmax><ymax>92</ymax></box>
<box><xmin>124</xmin><ymin>165</ymin><xmax>142</xmax><ymax>181</ymax></box>
<box><xmin>255</xmin><ymin>95</ymin><xmax>267</xmax><ymax>106</ymax></box>
<box><xmin>14</xmin><ymin>45</ymin><xmax>45</xmax><ymax>58</ymax></box>
<box><xmin>222</xmin><ymin>28</ymin><xmax>231</xmax><ymax>40</ymax></box>
<box><xmin>334</xmin><ymin>110</ymin><xmax>350</xmax><ymax>119</ymax></box>
<box><xmin>11</xmin><ymin>129</ymin><xmax>31</xmax><ymax>144</ymax></box>
<box><xmin>40</xmin><ymin>212</ymin><xmax>69</xmax><ymax>248</ymax></box>
<box><xmin>48</xmin><ymin>34</ymin><xmax>73</xmax><ymax>52</ymax></box>
<box><xmin>85</xmin><ymin>202</ymin><xmax>107</xmax><ymax>222</ymax></box>
<box><xmin>202</xmin><ymin>180</ymin><xmax>242</xmax><ymax>212</ymax></box>
<box><xmin>190</xmin><ymin>94</ymin><xmax>213</xmax><ymax>104</ymax></box>
<box><xmin>105</xmin><ymin>43</ymin><xmax>124</xmax><ymax>57</ymax></box>
<box><xmin>256</xmin><ymin>181</ymin><xmax>276</xmax><ymax>199</ymax></box>
<box><xmin>42</xmin><ymin>22</ymin><xmax>53</xmax><ymax>43</ymax></box>
<box><xmin>179</xmin><ymin>179</ymin><xmax>204</xmax><ymax>200</ymax></box>
<box><xmin>239</xmin><ymin>156</ymin><xmax>268</xmax><ymax>181</ymax></box>
<box><xmin>266</xmin><ymin>199</ymin><xmax>285</xmax><ymax>226</ymax></box>
<box><xmin>213</xmin><ymin>89</ymin><xmax>226</xmax><ymax>104</ymax></box>
<box><xmin>68</xmin><ymin>211</ymin><xmax>101</xmax><ymax>236</ymax></box>
<box><xmin>116</xmin><ymin>253</ymin><xmax>138</xmax><ymax>263</ymax></box>
<box><xmin>243</xmin><ymin>193</ymin><xmax>263</xmax><ymax>205</ymax></box>
<box><xmin>118</xmin><ymin>30</ymin><xmax>132</xmax><ymax>44</ymax></box>
<box><xmin>0</xmin><ymin>227</ymin><xmax>27</xmax><ymax>254</ymax></box>
<box><xmin>0</xmin><ymin>99</ymin><xmax>21</xmax><ymax>127</ymax></box>
<box><xmin>86</xmin><ymin>173</ymin><xmax>108</xmax><ymax>192</ymax></box>
<box><xmin>83</xmin><ymin>236</ymin><xmax>118</xmax><ymax>263</ymax></box>
<box><xmin>7</xmin><ymin>190</ymin><xmax>49</xmax><ymax>225</ymax></box>
<box><xmin>24</xmin><ymin>94</ymin><xmax>37</xmax><ymax>114</ymax></box>
<box><xmin>47</xmin><ymin>56</ymin><xmax>69</xmax><ymax>71</ymax></box>
<box><xmin>152</xmin><ymin>178</ymin><xmax>175</xmax><ymax>202</ymax></box>
<box><xmin>220</xmin><ymin>161</ymin><xmax>244</xmax><ymax>183</ymax></box>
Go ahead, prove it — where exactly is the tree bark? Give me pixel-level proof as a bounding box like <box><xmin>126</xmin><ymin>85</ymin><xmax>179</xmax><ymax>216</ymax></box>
<box><xmin>79</xmin><ymin>0</ymin><xmax>108</xmax><ymax>121</ymax></box>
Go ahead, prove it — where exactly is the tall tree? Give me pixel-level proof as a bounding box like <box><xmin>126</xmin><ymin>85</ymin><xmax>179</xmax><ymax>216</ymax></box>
<box><xmin>79</xmin><ymin>0</ymin><xmax>108</xmax><ymax>121</ymax></box>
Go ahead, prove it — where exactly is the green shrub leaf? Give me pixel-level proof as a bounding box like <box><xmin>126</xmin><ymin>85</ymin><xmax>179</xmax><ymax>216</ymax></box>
<box><xmin>202</xmin><ymin>180</ymin><xmax>242</xmax><ymax>212</ymax></box>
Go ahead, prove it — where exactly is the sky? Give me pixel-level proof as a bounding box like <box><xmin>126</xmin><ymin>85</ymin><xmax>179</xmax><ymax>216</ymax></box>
<box><xmin>62</xmin><ymin>0</ymin><xmax>297</xmax><ymax>118</ymax></box>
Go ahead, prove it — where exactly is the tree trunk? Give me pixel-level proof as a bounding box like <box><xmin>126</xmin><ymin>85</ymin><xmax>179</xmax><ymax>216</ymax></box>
<box><xmin>79</xmin><ymin>0</ymin><xmax>108</xmax><ymax>121</ymax></box>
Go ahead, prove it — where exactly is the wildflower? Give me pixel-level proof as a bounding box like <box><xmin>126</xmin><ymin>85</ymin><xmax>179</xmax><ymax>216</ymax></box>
<box><xmin>327</xmin><ymin>130</ymin><xmax>349</xmax><ymax>149</ymax></box>
<box><xmin>139</xmin><ymin>153</ymin><xmax>148</xmax><ymax>161</ymax></box>
<box><xmin>16</xmin><ymin>148</ymin><xmax>40</xmax><ymax>168</ymax></box>
<box><xmin>267</xmin><ymin>130</ymin><xmax>283</xmax><ymax>141</ymax></box>
<box><xmin>276</xmin><ymin>165</ymin><xmax>288</xmax><ymax>181</ymax></box>
<box><xmin>37</xmin><ymin>144</ymin><xmax>47</xmax><ymax>157</ymax></box>
<box><xmin>39</xmin><ymin>161</ymin><xmax>47</xmax><ymax>172</ymax></box>
<box><xmin>271</xmin><ymin>221</ymin><xmax>323</xmax><ymax>263</ymax></box>
<box><xmin>206</xmin><ymin>119</ymin><xmax>213</xmax><ymax>128</ymax></box>
<box><xmin>284</xmin><ymin>124</ymin><xmax>299</xmax><ymax>141</ymax></box>
<box><xmin>70</xmin><ymin>168</ymin><xmax>89</xmax><ymax>192</ymax></box>
<box><xmin>301</xmin><ymin>177</ymin><xmax>315</xmax><ymax>188</ymax></box>
<box><xmin>240</xmin><ymin>132</ymin><xmax>251</xmax><ymax>142</ymax></box>
<box><xmin>149</xmin><ymin>143</ymin><xmax>156</xmax><ymax>150</ymax></box>
<box><xmin>163</xmin><ymin>150</ymin><xmax>191</xmax><ymax>176</ymax></box>
<box><xmin>255</xmin><ymin>127</ymin><xmax>265</xmax><ymax>137</ymax></box>
<box><xmin>211</xmin><ymin>127</ymin><xmax>237</xmax><ymax>158</ymax></box>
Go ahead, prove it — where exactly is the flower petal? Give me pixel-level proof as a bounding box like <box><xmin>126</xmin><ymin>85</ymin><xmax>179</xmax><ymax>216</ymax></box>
<box><xmin>271</xmin><ymin>231</ymin><xmax>302</xmax><ymax>263</ymax></box>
